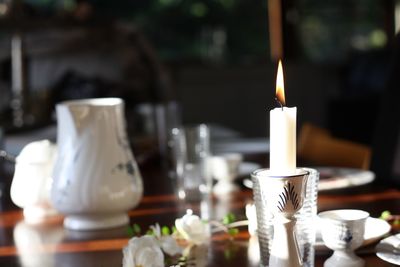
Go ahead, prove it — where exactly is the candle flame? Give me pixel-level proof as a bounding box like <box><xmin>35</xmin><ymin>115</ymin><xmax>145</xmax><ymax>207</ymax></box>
<box><xmin>276</xmin><ymin>60</ymin><xmax>285</xmax><ymax>106</ymax></box>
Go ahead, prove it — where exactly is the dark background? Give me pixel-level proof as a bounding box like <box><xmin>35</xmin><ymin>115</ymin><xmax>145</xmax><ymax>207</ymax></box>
<box><xmin>0</xmin><ymin>0</ymin><xmax>398</xmax><ymax>183</ymax></box>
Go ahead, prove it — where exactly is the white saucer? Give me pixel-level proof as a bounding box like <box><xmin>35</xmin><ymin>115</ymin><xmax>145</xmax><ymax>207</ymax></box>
<box><xmin>376</xmin><ymin>233</ymin><xmax>400</xmax><ymax>265</ymax></box>
<box><xmin>315</xmin><ymin>217</ymin><xmax>391</xmax><ymax>250</ymax></box>
<box><xmin>317</xmin><ymin>167</ymin><xmax>375</xmax><ymax>191</ymax></box>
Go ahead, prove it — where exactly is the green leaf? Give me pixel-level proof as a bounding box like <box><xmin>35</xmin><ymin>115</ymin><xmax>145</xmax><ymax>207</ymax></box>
<box><xmin>164</xmin><ymin>257</ymin><xmax>172</xmax><ymax>265</ymax></box>
<box><xmin>223</xmin><ymin>213</ymin><xmax>236</xmax><ymax>225</ymax></box>
<box><xmin>132</xmin><ymin>224</ymin><xmax>141</xmax><ymax>235</ymax></box>
<box><xmin>380</xmin><ymin>210</ymin><xmax>392</xmax><ymax>220</ymax></box>
<box><xmin>126</xmin><ymin>226</ymin><xmax>134</xmax><ymax>237</ymax></box>
<box><xmin>394</xmin><ymin>220</ymin><xmax>400</xmax><ymax>226</ymax></box>
<box><xmin>179</xmin><ymin>256</ymin><xmax>187</xmax><ymax>261</ymax></box>
<box><xmin>162</xmin><ymin>226</ymin><xmax>171</xmax><ymax>235</ymax></box>
<box><xmin>228</xmin><ymin>228</ymin><xmax>239</xmax><ymax>236</ymax></box>
<box><xmin>146</xmin><ymin>229</ymin><xmax>155</xmax><ymax>235</ymax></box>
<box><xmin>172</xmin><ymin>226</ymin><xmax>177</xmax><ymax>234</ymax></box>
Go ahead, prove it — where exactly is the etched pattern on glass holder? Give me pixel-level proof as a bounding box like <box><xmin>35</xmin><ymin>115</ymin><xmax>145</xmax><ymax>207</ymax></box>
<box><xmin>252</xmin><ymin>171</ymin><xmax>273</xmax><ymax>266</ymax></box>
<box><xmin>296</xmin><ymin>167</ymin><xmax>319</xmax><ymax>267</ymax></box>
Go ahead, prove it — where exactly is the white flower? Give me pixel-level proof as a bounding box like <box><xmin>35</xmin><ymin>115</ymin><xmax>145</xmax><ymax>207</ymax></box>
<box><xmin>175</xmin><ymin>210</ymin><xmax>209</xmax><ymax>245</ymax></box>
<box><xmin>149</xmin><ymin>224</ymin><xmax>182</xmax><ymax>256</ymax></box>
<box><xmin>122</xmin><ymin>235</ymin><xmax>164</xmax><ymax>267</ymax></box>
<box><xmin>246</xmin><ymin>203</ymin><xmax>258</xmax><ymax>236</ymax></box>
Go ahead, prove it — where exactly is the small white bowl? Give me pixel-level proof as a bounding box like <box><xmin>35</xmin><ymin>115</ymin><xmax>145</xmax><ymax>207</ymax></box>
<box><xmin>211</xmin><ymin>153</ymin><xmax>243</xmax><ymax>194</ymax></box>
<box><xmin>210</xmin><ymin>153</ymin><xmax>243</xmax><ymax>182</ymax></box>
<box><xmin>318</xmin><ymin>209</ymin><xmax>369</xmax><ymax>267</ymax></box>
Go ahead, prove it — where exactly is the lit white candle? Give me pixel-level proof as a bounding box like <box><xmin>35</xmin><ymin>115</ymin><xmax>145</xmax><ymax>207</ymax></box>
<box><xmin>269</xmin><ymin>60</ymin><xmax>296</xmax><ymax>175</ymax></box>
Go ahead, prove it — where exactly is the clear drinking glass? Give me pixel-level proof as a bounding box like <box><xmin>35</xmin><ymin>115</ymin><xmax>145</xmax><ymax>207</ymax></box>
<box><xmin>251</xmin><ymin>167</ymin><xmax>319</xmax><ymax>267</ymax></box>
<box><xmin>171</xmin><ymin>124</ymin><xmax>211</xmax><ymax>202</ymax></box>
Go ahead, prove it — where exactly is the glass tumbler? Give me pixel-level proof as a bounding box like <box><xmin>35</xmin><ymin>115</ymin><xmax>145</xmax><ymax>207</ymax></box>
<box><xmin>171</xmin><ymin>124</ymin><xmax>211</xmax><ymax>202</ymax></box>
<box><xmin>252</xmin><ymin>167</ymin><xmax>319</xmax><ymax>267</ymax></box>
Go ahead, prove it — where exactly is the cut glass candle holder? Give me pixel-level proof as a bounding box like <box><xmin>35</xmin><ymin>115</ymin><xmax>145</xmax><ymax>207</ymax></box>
<box><xmin>252</xmin><ymin>167</ymin><xmax>319</xmax><ymax>267</ymax></box>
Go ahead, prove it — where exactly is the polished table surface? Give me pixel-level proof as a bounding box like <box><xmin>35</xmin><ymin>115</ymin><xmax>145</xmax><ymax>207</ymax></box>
<box><xmin>0</xmin><ymin>155</ymin><xmax>399</xmax><ymax>267</ymax></box>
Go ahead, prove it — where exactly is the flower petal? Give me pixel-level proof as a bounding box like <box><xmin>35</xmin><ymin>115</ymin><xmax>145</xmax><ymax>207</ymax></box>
<box><xmin>124</xmin><ymin>236</ymin><xmax>164</xmax><ymax>267</ymax></box>
<box><xmin>122</xmin><ymin>245</ymin><xmax>135</xmax><ymax>267</ymax></box>
<box><xmin>136</xmin><ymin>246</ymin><xmax>164</xmax><ymax>267</ymax></box>
<box><xmin>160</xmin><ymin>236</ymin><xmax>182</xmax><ymax>256</ymax></box>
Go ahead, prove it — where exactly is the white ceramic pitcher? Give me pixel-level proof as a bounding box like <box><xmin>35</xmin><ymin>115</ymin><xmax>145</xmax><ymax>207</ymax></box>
<box><xmin>51</xmin><ymin>98</ymin><xmax>143</xmax><ymax>231</ymax></box>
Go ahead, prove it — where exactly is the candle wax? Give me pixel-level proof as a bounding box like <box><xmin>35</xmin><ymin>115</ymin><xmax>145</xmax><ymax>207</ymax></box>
<box><xmin>269</xmin><ymin>106</ymin><xmax>297</xmax><ymax>175</ymax></box>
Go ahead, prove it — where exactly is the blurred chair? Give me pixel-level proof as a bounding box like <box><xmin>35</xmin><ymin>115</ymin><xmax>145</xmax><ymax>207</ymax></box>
<box><xmin>298</xmin><ymin>123</ymin><xmax>371</xmax><ymax>170</ymax></box>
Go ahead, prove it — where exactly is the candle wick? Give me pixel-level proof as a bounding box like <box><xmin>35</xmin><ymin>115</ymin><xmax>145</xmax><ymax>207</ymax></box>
<box><xmin>275</xmin><ymin>97</ymin><xmax>284</xmax><ymax>111</ymax></box>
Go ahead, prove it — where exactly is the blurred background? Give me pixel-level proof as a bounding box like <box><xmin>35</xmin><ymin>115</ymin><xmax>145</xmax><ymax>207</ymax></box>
<box><xmin>0</xmin><ymin>0</ymin><xmax>399</xmax><ymax>183</ymax></box>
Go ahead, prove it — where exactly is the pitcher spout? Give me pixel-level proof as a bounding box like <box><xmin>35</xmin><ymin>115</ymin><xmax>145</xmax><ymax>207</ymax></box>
<box><xmin>56</xmin><ymin>103</ymin><xmax>91</xmax><ymax>137</ymax></box>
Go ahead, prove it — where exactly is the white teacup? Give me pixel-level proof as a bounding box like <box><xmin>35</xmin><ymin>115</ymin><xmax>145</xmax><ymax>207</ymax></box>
<box><xmin>211</xmin><ymin>153</ymin><xmax>243</xmax><ymax>194</ymax></box>
<box><xmin>318</xmin><ymin>209</ymin><xmax>369</xmax><ymax>267</ymax></box>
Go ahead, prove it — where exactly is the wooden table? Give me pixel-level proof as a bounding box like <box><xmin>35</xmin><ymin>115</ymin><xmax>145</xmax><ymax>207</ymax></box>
<box><xmin>0</xmin><ymin>157</ymin><xmax>399</xmax><ymax>267</ymax></box>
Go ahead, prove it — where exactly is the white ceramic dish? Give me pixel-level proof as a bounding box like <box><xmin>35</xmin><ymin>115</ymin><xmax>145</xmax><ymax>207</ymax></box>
<box><xmin>315</xmin><ymin>217</ymin><xmax>391</xmax><ymax>251</ymax></box>
<box><xmin>376</xmin><ymin>233</ymin><xmax>400</xmax><ymax>265</ymax></box>
<box><xmin>316</xmin><ymin>167</ymin><xmax>375</xmax><ymax>191</ymax></box>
